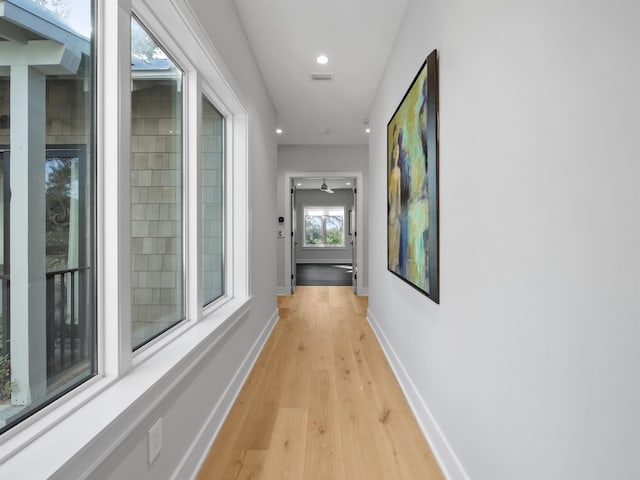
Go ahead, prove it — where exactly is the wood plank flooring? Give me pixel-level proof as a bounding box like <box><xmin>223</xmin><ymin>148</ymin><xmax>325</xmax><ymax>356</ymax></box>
<box><xmin>197</xmin><ymin>286</ymin><xmax>444</xmax><ymax>480</ymax></box>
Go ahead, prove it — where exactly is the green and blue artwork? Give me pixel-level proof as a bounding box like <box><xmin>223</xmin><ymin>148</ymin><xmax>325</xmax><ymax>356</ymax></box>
<box><xmin>387</xmin><ymin>50</ymin><xmax>439</xmax><ymax>303</ymax></box>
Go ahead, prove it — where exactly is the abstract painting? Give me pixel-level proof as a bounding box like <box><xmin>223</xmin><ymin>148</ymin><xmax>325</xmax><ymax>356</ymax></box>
<box><xmin>387</xmin><ymin>49</ymin><xmax>439</xmax><ymax>303</ymax></box>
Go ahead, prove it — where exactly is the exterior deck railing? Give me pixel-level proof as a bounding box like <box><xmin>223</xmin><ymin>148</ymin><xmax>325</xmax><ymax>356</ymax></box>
<box><xmin>45</xmin><ymin>267</ymin><xmax>90</xmax><ymax>377</ymax></box>
<box><xmin>0</xmin><ymin>267</ymin><xmax>90</xmax><ymax>378</ymax></box>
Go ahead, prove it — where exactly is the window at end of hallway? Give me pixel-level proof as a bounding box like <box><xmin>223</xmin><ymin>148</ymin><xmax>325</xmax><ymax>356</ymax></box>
<box><xmin>303</xmin><ymin>206</ymin><xmax>345</xmax><ymax>248</ymax></box>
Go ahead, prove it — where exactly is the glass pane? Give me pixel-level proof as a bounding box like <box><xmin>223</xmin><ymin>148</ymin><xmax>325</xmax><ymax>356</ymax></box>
<box><xmin>325</xmin><ymin>215</ymin><xmax>344</xmax><ymax>245</ymax></box>
<box><xmin>24</xmin><ymin>0</ymin><xmax>92</xmax><ymax>37</ymax></box>
<box><xmin>0</xmin><ymin>0</ymin><xmax>95</xmax><ymax>434</ymax></box>
<box><xmin>131</xmin><ymin>16</ymin><xmax>184</xmax><ymax>349</ymax></box>
<box><xmin>202</xmin><ymin>97</ymin><xmax>224</xmax><ymax>306</ymax></box>
<box><xmin>304</xmin><ymin>216</ymin><xmax>322</xmax><ymax>245</ymax></box>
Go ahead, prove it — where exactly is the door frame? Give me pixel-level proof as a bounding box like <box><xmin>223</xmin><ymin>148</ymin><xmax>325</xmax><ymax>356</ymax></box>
<box><xmin>290</xmin><ymin>178</ymin><xmax>297</xmax><ymax>294</ymax></box>
<box><xmin>284</xmin><ymin>171</ymin><xmax>364</xmax><ymax>295</ymax></box>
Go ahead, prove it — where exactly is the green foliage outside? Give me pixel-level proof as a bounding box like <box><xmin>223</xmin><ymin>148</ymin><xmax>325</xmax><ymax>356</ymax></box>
<box><xmin>0</xmin><ymin>353</ymin><xmax>10</xmax><ymax>402</ymax></box>
<box><xmin>131</xmin><ymin>17</ymin><xmax>163</xmax><ymax>61</ymax></box>
<box><xmin>305</xmin><ymin>216</ymin><xmax>322</xmax><ymax>245</ymax></box>
<box><xmin>325</xmin><ymin>216</ymin><xmax>343</xmax><ymax>245</ymax></box>
<box><xmin>304</xmin><ymin>215</ymin><xmax>343</xmax><ymax>246</ymax></box>
<box><xmin>0</xmin><ymin>323</ymin><xmax>10</xmax><ymax>402</ymax></box>
<box><xmin>46</xmin><ymin>158</ymin><xmax>73</xmax><ymax>270</ymax></box>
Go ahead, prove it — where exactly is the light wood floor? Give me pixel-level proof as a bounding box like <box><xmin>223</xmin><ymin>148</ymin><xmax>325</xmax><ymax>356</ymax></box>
<box><xmin>198</xmin><ymin>286</ymin><xmax>444</xmax><ymax>480</ymax></box>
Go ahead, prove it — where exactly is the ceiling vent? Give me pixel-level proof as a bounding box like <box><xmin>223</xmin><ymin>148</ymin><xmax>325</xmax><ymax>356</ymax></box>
<box><xmin>311</xmin><ymin>73</ymin><xmax>333</xmax><ymax>81</ymax></box>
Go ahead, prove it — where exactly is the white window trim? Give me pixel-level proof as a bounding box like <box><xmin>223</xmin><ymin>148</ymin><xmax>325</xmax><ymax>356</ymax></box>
<box><xmin>0</xmin><ymin>0</ymin><xmax>250</xmax><ymax>475</ymax></box>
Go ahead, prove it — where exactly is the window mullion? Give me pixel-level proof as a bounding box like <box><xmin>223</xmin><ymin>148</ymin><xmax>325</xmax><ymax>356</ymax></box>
<box><xmin>99</xmin><ymin>0</ymin><xmax>133</xmax><ymax>376</ymax></box>
<box><xmin>186</xmin><ymin>72</ymin><xmax>202</xmax><ymax>320</ymax></box>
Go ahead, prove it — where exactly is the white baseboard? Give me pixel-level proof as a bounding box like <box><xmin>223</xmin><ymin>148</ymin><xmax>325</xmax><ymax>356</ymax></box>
<box><xmin>276</xmin><ymin>287</ymin><xmax>289</xmax><ymax>295</ymax></box>
<box><xmin>357</xmin><ymin>287</ymin><xmax>369</xmax><ymax>296</ymax></box>
<box><xmin>173</xmin><ymin>309</ymin><xmax>279</xmax><ymax>480</ymax></box>
<box><xmin>366</xmin><ymin>308</ymin><xmax>469</xmax><ymax>480</ymax></box>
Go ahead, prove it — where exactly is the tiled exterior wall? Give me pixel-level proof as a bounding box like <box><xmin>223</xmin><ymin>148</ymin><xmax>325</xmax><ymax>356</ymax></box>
<box><xmin>202</xmin><ymin>101</ymin><xmax>224</xmax><ymax>304</ymax></box>
<box><xmin>131</xmin><ymin>83</ymin><xmax>183</xmax><ymax>346</ymax></box>
<box><xmin>1</xmin><ymin>77</ymin><xmax>222</xmax><ymax>343</ymax></box>
<box><xmin>0</xmin><ymin>78</ymin><xmax>88</xmax><ymax>145</ymax></box>
<box><xmin>46</xmin><ymin>79</ymin><xmax>90</xmax><ymax>145</ymax></box>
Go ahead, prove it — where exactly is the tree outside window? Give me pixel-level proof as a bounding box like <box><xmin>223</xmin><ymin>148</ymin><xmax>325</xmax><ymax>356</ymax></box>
<box><xmin>303</xmin><ymin>207</ymin><xmax>345</xmax><ymax>247</ymax></box>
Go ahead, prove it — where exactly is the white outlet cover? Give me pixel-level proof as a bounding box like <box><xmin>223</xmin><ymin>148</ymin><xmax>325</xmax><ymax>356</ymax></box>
<box><xmin>148</xmin><ymin>418</ymin><xmax>162</xmax><ymax>464</ymax></box>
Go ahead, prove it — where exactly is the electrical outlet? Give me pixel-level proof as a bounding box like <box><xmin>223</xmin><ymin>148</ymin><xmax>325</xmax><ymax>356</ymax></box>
<box><xmin>148</xmin><ymin>418</ymin><xmax>162</xmax><ymax>465</ymax></box>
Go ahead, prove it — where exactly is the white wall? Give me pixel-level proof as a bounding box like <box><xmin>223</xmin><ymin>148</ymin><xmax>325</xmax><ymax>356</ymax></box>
<box><xmin>89</xmin><ymin>0</ymin><xmax>278</xmax><ymax>478</ymax></box>
<box><xmin>368</xmin><ymin>1</ymin><xmax>640</xmax><ymax>479</ymax></box>
<box><xmin>277</xmin><ymin>145</ymin><xmax>368</xmax><ymax>289</ymax></box>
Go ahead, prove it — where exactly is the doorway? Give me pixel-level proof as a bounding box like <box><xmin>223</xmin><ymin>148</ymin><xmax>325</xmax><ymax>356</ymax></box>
<box><xmin>285</xmin><ymin>172</ymin><xmax>363</xmax><ymax>295</ymax></box>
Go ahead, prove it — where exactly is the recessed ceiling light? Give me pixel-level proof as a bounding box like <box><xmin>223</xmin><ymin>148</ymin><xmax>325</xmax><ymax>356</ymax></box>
<box><xmin>365</xmin><ymin>128</ymin><xmax>370</xmax><ymax>134</ymax></box>
<box><xmin>316</xmin><ymin>55</ymin><xmax>329</xmax><ymax>65</ymax></box>
<box><xmin>297</xmin><ymin>183</ymin><xmax>302</xmax><ymax>187</ymax></box>
<box><xmin>276</xmin><ymin>128</ymin><xmax>283</xmax><ymax>134</ymax></box>
<box><xmin>346</xmin><ymin>182</ymin><xmax>351</xmax><ymax>186</ymax></box>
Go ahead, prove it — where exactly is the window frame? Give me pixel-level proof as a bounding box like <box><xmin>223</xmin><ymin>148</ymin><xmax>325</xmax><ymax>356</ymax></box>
<box><xmin>302</xmin><ymin>205</ymin><xmax>347</xmax><ymax>248</ymax></box>
<box><xmin>0</xmin><ymin>143</ymin><xmax>97</xmax><ymax>437</ymax></box>
<box><xmin>0</xmin><ymin>0</ymin><xmax>99</xmax><ymax>439</ymax></box>
<box><xmin>129</xmin><ymin>13</ymin><xmax>188</xmax><ymax>351</ymax></box>
<box><xmin>0</xmin><ymin>0</ymin><xmax>250</xmax><ymax>471</ymax></box>
<box><xmin>200</xmin><ymin>94</ymin><xmax>226</xmax><ymax>308</ymax></box>
<box><xmin>127</xmin><ymin>4</ymin><xmax>241</xmax><ymax>358</ymax></box>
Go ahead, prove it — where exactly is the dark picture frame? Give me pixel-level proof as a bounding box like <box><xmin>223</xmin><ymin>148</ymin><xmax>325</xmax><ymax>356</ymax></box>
<box><xmin>387</xmin><ymin>49</ymin><xmax>439</xmax><ymax>303</ymax></box>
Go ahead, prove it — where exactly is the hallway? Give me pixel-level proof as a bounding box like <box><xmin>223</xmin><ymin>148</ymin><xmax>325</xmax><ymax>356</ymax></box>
<box><xmin>198</xmin><ymin>287</ymin><xmax>444</xmax><ymax>479</ymax></box>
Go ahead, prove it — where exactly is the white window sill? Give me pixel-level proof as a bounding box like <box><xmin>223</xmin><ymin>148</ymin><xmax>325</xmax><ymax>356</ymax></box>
<box><xmin>0</xmin><ymin>295</ymin><xmax>252</xmax><ymax>479</ymax></box>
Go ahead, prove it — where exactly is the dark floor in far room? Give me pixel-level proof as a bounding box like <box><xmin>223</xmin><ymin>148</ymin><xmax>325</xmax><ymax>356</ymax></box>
<box><xmin>296</xmin><ymin>263</ymin><xmax>352</xmax><ymax>286</ymax></box>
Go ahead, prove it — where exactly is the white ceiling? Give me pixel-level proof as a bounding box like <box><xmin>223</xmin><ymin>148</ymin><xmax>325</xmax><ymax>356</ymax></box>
<box><xmin>293</xmin><ymin>176</ymin><xmax>355</xmax><ymax>190</ymax></box>
<box><xmin>233</xmin><ymin>0</ymin><xmax>408</xmax><ymax>145</ymax></box>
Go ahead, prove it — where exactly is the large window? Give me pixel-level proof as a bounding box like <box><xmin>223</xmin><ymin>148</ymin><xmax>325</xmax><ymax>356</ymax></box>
<box><xmin>303</xmin><ymin>206</ymin><xmax>345</xmax><ymax>247</ymax></box>
<box><xmin>0</xmin><ymin>0</ymin><xmax>95</xmax><ymax>434</ymax></box>
<box><xmin>202</xmin><ymin>97</ymin><xmax>224</xmax><ymax>306</ymax></box>
<box><xmin>0</xmin><ymin>0</ymin><xmax>238</xmax><ymax>452</ymax></box>
<box><xmin>130</xmin><ymin>16</ymin><xmax>185</xmax><ymax>349</ymax></box>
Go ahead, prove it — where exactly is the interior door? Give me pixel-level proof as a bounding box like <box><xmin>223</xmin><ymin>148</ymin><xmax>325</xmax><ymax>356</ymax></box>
<box><xmin>351</xmin><ymin>185</ymin><xmax>357</xmax><ymax>294</ymax></box>
<box><xmin>290</xmin><ymin>180</ymin><xmax>297</xmax><ymax>294</ymax></box>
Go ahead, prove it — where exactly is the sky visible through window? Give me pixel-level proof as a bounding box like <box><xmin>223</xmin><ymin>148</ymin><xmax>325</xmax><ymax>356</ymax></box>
<box><xmin>27</xmin><ymin>0</ymin><xmax>92</xmax><ymax>37</ymax></box>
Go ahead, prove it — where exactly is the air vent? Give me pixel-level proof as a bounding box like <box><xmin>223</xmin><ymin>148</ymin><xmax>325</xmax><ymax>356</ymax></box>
<box><xmin>311</xmin><ymin>73</ymin><xmax>333</xmax><ymax>81</ymax></box>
